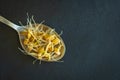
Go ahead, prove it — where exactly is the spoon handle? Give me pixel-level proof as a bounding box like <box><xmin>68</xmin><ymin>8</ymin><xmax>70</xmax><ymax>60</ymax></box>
<box><xmin>0</xmin><ymin>16</ymin><xmax>20</xmax><ymax>31</ymax></box>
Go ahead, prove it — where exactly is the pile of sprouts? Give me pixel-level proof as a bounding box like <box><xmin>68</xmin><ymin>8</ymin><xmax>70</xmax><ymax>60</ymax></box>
<box><xmin>19</xmin><ymin>15</ymin><xmax>65</xmax><ymax>63</ymax></box>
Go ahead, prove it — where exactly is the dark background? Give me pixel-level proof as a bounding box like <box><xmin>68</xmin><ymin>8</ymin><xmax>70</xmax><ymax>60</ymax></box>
<box><xmin>0</xmin><ymin>0</ymin><xmax>120</xmax><ymax>80</ymax></box>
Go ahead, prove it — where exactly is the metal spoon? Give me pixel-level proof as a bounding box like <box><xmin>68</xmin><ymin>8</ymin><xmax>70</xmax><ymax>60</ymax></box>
<box><xmin>0</xmin><ymin>16</ymin><xmax>66</xmax><ymax>62</ymax></box>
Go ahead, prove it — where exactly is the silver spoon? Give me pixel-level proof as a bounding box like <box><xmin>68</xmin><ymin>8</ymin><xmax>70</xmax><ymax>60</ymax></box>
<box><xmin>0</xmin><ymin>16</ymin><xmax>66</xmax><ymax>62</ymax></box>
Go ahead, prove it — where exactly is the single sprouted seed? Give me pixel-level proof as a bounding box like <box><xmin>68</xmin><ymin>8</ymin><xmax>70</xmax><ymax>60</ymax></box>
<box><xmin>35</xmin><ymin>20</ymin><xmax>45</xmax><ymax>31</ymax></box>
<box><xmin>19</xmin><ymin>21</ymin><xmax>26</xmax><ymax>29</ymax></box>
<box><xmin>59</xmin><ymin>30</ymin><xmax>63</xmax><ymax>36</ymax></box>
<box><xmin>33</xmin><ymin>59</ymin><xmax>38</xmax><ymax>64</ymax></box>
<box><xmin>18</xmin><ymin>47</ymin><xmax>27</xmax><ymax>55</ymax></box>
<box><xmin>39</xmin><ymin>60</ymin><xmax>42</xmax><ymax>64</ymax></box>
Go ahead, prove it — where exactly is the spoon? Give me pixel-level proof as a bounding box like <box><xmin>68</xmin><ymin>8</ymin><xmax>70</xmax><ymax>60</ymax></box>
<box><xmin>0</xmin><ymin>16</ymin><xmax>66</xmax><ymax>62</ymax></box>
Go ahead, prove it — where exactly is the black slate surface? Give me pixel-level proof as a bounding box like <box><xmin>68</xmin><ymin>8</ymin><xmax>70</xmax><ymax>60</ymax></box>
<box><xmin>0</xmin><ymin>0</ymin><xmax>120</xmax><ymax>80</ymax></box>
